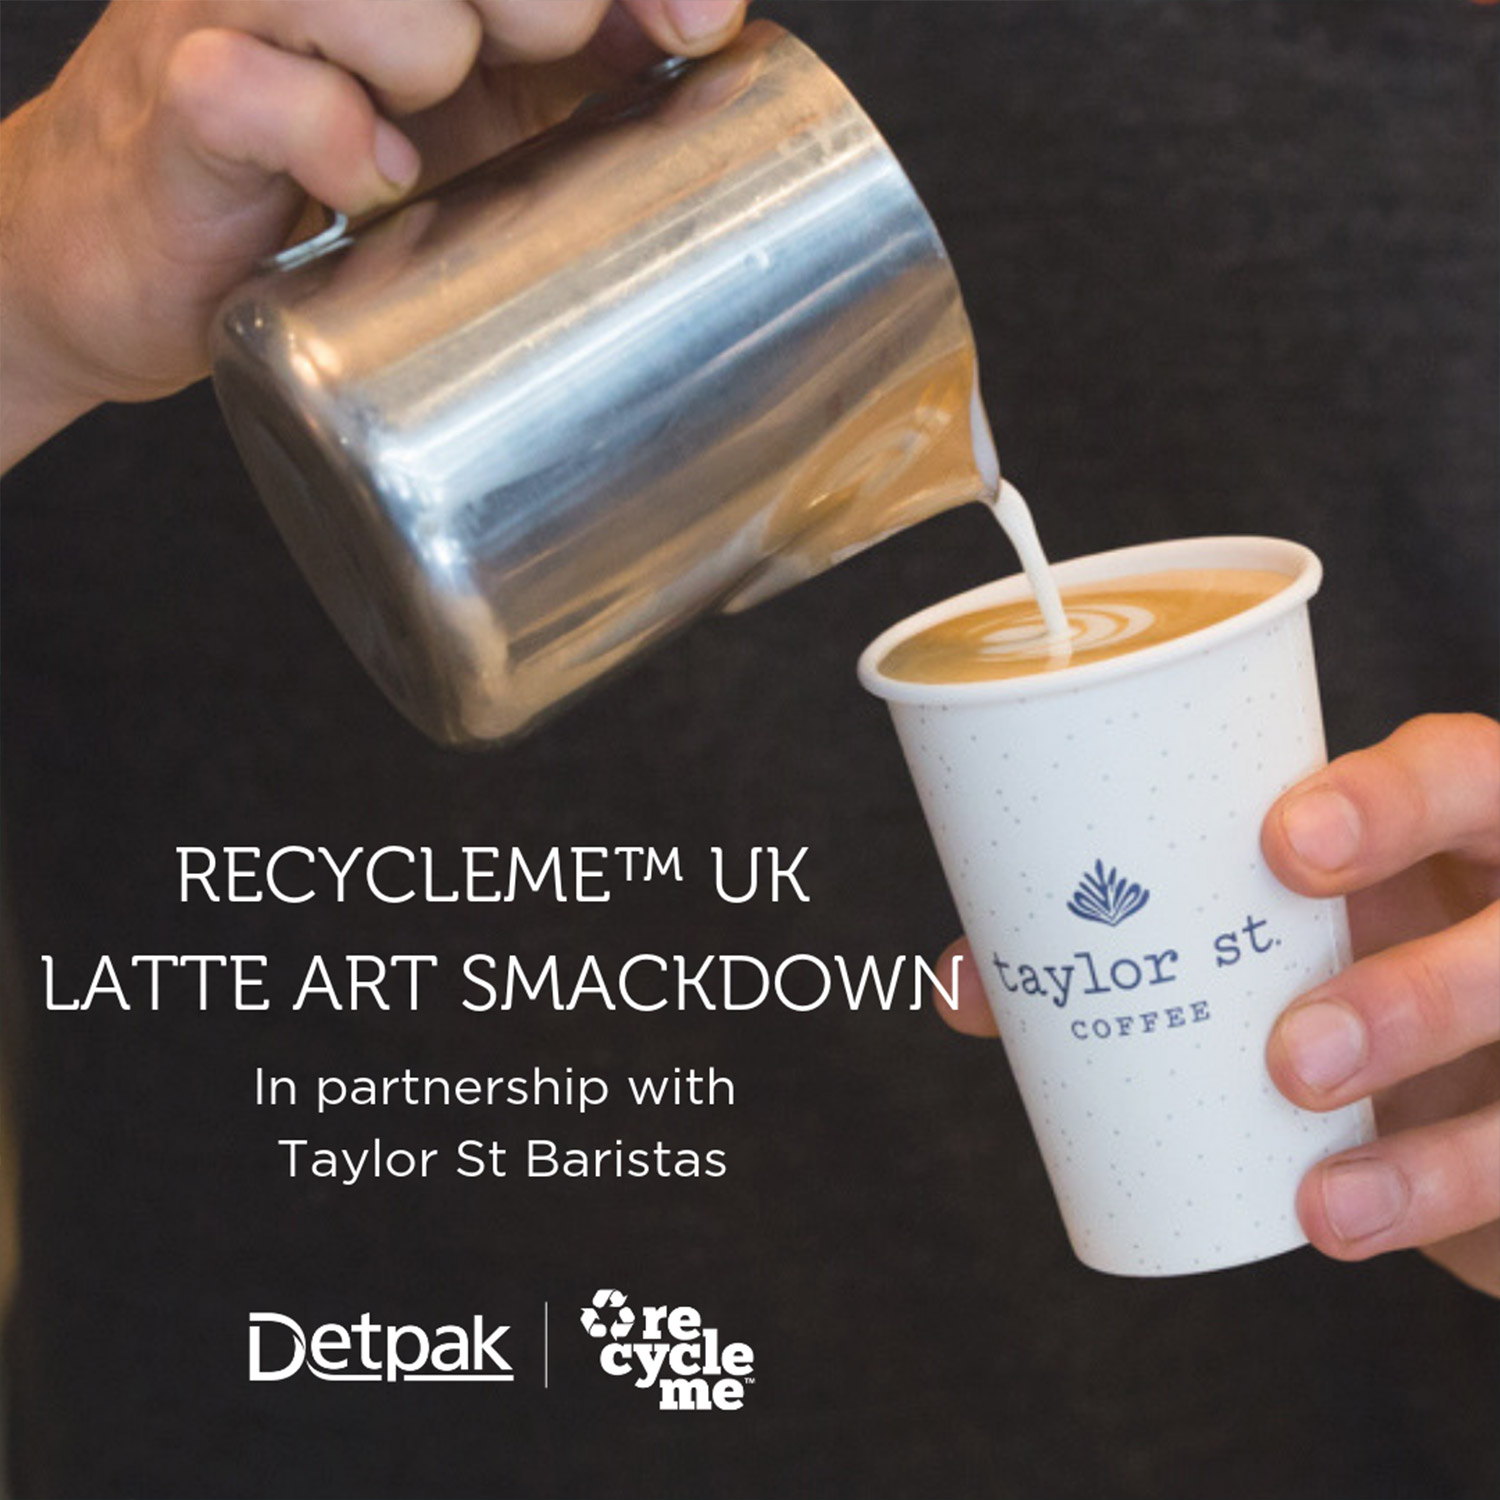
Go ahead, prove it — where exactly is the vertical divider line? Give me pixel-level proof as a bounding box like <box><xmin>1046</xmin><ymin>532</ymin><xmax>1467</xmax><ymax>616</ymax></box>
<box><xmin>544</xmin><ymin>1301</ymin><xmax>549</xmax><ymax>1389</ymax></box>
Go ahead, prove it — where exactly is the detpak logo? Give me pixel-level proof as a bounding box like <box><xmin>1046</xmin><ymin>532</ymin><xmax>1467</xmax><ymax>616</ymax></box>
<box><xmin>580</xmin><ymin>1289</ymin><xmax>754</xmax><ymax>1410</ymax></box>
<box><xmin>249</xmin><ymin>1312</ymin><xmax>512</xmax><ymax>1383</ymax></box>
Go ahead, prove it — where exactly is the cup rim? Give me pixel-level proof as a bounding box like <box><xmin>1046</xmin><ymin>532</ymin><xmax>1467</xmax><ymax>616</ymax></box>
<box><xmin>857</xmin><ymin>535</ymin><xmax>1322</xmax><ymax>706</ymax></box>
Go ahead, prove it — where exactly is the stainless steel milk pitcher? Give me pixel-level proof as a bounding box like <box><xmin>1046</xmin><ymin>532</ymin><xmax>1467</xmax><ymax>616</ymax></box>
<box><xmin>212</xmin><ymin>21</ymin><xmax>994</xmax><ymax>746</ymax></box>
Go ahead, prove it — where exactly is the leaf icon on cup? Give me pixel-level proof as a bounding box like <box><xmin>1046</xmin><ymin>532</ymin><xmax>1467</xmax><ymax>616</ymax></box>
<box><xmin>1067</xmin><ymin>861</ymin><xmax>1150</xmax><ymax>927</ymax></box>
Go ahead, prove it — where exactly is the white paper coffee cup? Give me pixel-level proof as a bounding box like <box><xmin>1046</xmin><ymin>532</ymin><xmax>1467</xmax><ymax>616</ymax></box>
<box><xmin>859</xmin><ymin>536</ymin><xmax>1375</xmax><ymax>1277</ymax></box>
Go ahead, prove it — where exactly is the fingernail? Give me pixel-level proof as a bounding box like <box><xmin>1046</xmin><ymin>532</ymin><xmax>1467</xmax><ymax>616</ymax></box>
<box><xmin>1282</xmin><ymin>787</ymin><xmax>1362</xmax><ymax>872</ymax></box>
<box><xmin>373</xmin><ymin>120</ymin><xmax>421</xmax><ymax>194</ymax></box>
<box><xmin>1280</xmin><ymin>999</ymin><xmax>1367</xmax><ymax>1092</ymax></box>
<box><xmin>665</xmin><ymin>0</ymin><xmax>740</xmax><ymax>43</ymax></box>
<box><xmin>1322</xmin><ymin>1159</ymin><xmax>1407</xmax><ymax>1243</ymax></box>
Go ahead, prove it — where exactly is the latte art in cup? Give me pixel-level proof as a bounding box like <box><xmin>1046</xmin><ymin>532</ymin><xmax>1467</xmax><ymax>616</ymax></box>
<box><xmin>878</xmin><ymin>568</ymin><xmax>1290</xmax><ymax>684</ymax></box>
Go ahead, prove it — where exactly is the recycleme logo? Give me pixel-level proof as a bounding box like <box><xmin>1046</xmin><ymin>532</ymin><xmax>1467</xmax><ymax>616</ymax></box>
<box><xmin>580</xmin><ymin>1288</ymin><xmax>636</xmax><ymax>1339</ymax></box>
<box><xmin>579</xmin><ymin>1289</ymin><xmax>754</xmax><ymax>1410</ymax></box>
<box><xmin>249</xmin><ymin>1312</ymin><xmax>512</xmax><ymax>1383</ymax></box>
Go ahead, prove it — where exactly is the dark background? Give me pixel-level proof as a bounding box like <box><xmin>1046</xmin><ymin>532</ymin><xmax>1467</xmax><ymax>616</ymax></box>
<box><xmin>3</xmin><ymin>3</ymin><xmax>1497</xmax><ymax>1497</ymax></box>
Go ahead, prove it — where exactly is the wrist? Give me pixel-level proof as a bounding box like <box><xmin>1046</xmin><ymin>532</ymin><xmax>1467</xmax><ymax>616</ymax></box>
<box><xmin>0</xmin><ymin>100</ymin><xmax>103</xmax><ymax>471</ymax></box>
<box><xmin>1</xmin><ymin>290</ymin><xmax>102</xmax><ymax>472</ymax></box>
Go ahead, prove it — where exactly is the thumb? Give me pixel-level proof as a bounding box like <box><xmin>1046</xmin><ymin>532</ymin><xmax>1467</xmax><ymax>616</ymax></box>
<box><xmin>931</xmin><ymin>937</ymin><xmax>999</xmax><ymax>1037</ymax></box>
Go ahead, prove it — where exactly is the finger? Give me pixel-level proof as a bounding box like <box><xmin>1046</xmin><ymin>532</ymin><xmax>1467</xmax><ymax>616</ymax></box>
<box><xmin>931</xmin><ymin>938</ymin><xmax>999</xmax><ymax>1038</ymax></box>
<box><xmin>1297</xmin><ymin>1102</ymin><xmax>1500</xmax><ymax>1264</ymax></box>
<box><xmin>232</xmin><ymin>0</ymin><xmax>484</xmax><ymax>116</ymax></box>
<box><xmin>584</xmin><ymin>2</ymin><xmax>671</xmax><ymax>75</ymax></box>
<box><xmin>468</xmin><ymin>0</ymin><xmax>615</xmax><ymax>63</ymax></box>
<box><xmin>1268</xmin><ymin>903</ymin><xmax>1500</xmax><ymax>1110</ymax></box>
<box><xmin>619</xmin><ymin>0</ymin><xmax>748</xmax><ymax>55</ymax></box>
<box><xmin>1263</xmin><ymin>713</ymin><xmax>1500</xmax><ymax>899</ymax></box>
<box><xmin>1420</xmin><ymin>1222</ymin><xmax>1500</xmax><ymax>1297</ymax></box>
<box><xmin>160</xmin><ymin>29</ymin><xmax>421</xmax><ymax>219</ymax></box>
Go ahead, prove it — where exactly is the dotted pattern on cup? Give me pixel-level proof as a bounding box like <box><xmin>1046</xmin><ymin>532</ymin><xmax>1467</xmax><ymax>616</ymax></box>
<box><xmin>891</xmin><ymin>608</ymin><xmax>1374</xmax><ymax>1276</ymax></box>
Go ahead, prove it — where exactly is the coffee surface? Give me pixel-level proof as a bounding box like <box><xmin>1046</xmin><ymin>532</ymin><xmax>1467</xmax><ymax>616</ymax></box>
<box><xmin>879</xmin><ymin>568</ymin><xmax>1290</xmax><ymax>684</ymax></box>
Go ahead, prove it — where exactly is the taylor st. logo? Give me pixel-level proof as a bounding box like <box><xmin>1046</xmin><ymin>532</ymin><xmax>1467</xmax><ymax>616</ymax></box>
<box><xmin>249</xmin><ymin>1312</ymin><xmax>512</xmax><ymax>1383</ymax></box>
<box><xmin>579</xmin><ymin>1290</ymin><xmax>754</xmax><ymax>1411</ymax></box>
<box><xmin>1067</xmin><ymin>860</ymin><xmax>1150</xmax><ymax>926</ymax></box>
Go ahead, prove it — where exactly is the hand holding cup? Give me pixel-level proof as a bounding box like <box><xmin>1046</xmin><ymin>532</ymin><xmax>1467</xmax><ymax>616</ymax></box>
<box><xmin>1263</xmin><ymin>713</ymin><xmax>1500</xmax><ymax>1296</ymax></box>
<box><xmin>932</xmin><ymin>713</ymin><xmax>1499</xmax><ymax>1293</ymax></box>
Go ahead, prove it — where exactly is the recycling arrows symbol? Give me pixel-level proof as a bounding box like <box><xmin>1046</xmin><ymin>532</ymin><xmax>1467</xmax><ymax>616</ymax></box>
<box><xmin>579</xmin><ymin>1288</ymin><xmax>635</xmax><ymax>1339</ymax></box>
